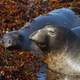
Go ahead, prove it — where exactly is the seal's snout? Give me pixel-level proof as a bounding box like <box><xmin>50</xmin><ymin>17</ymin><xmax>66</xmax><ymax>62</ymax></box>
<box><xmin>0</xmin><ymin>37</ymin><xmax>10</xmax><ymax>48</ymax></box>
<box><xmin>1</xmin><ymin>37</ymin><xmax>12</xmax><ymax>48</ymax></box>
<box><xmin>0</xmin><ymin>31</ymin><xmax>20</xmax><ymax>48</ymax></box>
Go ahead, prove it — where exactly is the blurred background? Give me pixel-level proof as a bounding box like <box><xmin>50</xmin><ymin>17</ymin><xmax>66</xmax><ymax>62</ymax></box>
<box><xmin>0</xmin><ymin>0</ymin><xmax>80</xmax><ymax>80</ymax></box>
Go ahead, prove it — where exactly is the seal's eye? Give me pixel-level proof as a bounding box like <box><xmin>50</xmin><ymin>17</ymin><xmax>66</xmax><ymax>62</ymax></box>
<box><xmin>8</xmin><ymin>40</ymin><xmax>11</xmax><ymax>44</ymax></box>
<box><xmin>45</xmin><ymin>26</ymin><xmax>57</xmax><ymax>37</ymax></box>
<box><xmin>48</xmin><ymin>30</ymin><xmax>56</xmax><ymax>37</ymax></box>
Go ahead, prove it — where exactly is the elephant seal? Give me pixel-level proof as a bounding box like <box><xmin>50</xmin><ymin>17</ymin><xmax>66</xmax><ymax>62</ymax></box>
<box><xmin>29</xmin><ymin>24</ymin><xmax>80</xmax><ymax>76</ymax></box>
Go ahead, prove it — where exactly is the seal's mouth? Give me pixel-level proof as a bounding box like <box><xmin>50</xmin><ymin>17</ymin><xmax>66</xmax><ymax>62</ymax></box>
<box><xmin>6</xmin><ymin>45</ymin><xmax>22</xmax><ymax>51</ymax></box>
<box><xmin>36</xmin><ymin>42</ymin><xmax>48</xmax><ymax>51</ymax></box>
<box><xmin>4</xmin><ymin>43</ymin><xmax>12</xmax><ymax>48</ymax></box>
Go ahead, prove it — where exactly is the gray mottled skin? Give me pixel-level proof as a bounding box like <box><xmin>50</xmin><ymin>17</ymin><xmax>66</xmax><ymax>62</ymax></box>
<box><xmin>30</xmin><ymin>25</ymin><xmax>80</xmax><ymax>79</ymax></box>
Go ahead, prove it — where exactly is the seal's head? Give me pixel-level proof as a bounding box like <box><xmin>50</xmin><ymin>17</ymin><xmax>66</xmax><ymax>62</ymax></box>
<box><xmin>0</xmin><ymin>31</ymin><xmax>22</xmax><ymax>50</ymax></box>
<box><xmin>29</xmin><ymin>25</ymin><xmax>76</xmax><ymax>54</ymax></box>
<box><xmin>29</xmin><ymin>25</ymin><xmax>80</xmax><ymax>76</ymax></box>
